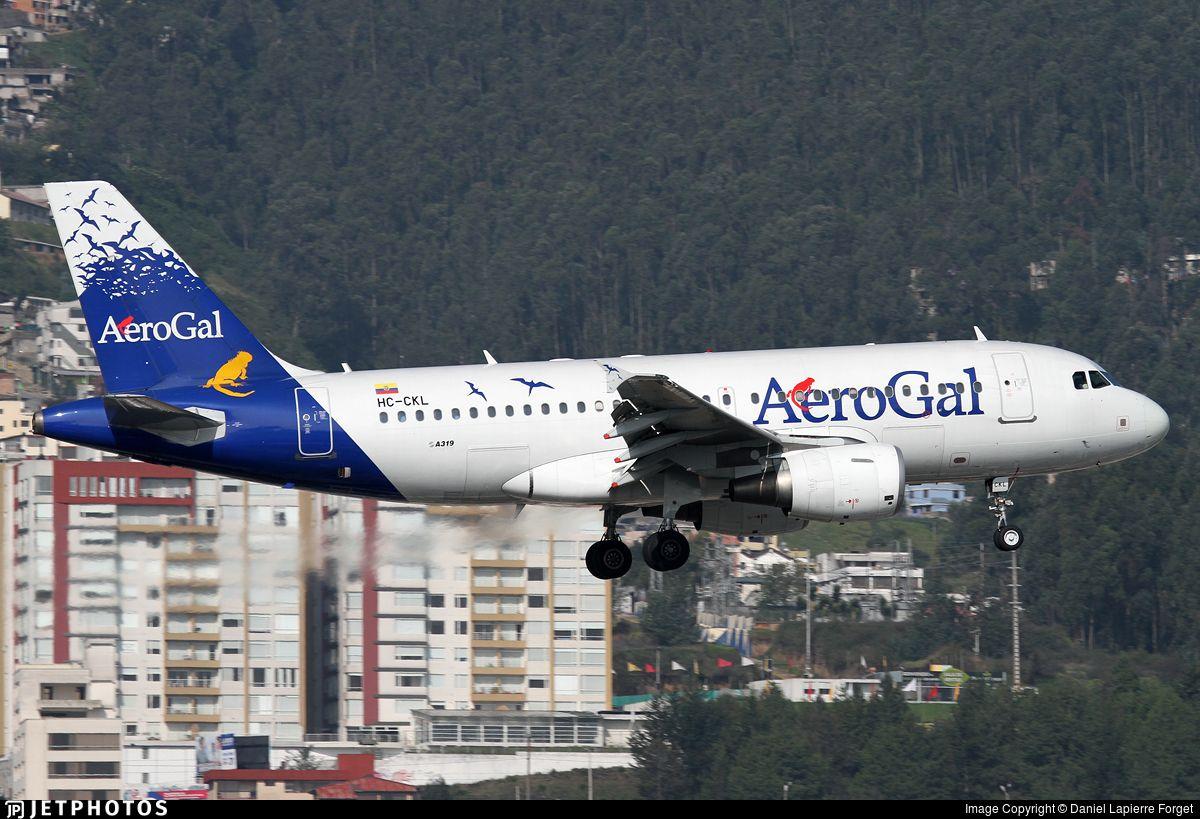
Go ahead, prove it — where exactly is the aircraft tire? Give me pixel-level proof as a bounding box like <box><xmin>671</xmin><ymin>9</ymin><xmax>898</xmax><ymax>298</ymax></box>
<box><xmin>586</xmin><ymin>539</ymin><xmax>632</xmax><ymax>580</ymax></box>
<box><xmin>643</xmin><ymin>530</ymin><xmax>690</xmax><ymax>571</ymax></box>
<box><xmin>993</xmin><ymin>525</ymin><xmax>1024</xmax><ymax>552</ymax></box>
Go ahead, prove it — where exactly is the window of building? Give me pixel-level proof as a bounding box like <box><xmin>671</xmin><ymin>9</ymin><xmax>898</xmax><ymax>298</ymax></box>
<box><xmin>347</xmin><ymin>674</ymin><xmax>363</xmax><ymax>692</ymax></box>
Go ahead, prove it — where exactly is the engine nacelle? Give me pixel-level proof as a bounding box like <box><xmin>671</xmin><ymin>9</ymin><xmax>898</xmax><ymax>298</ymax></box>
<box><xmin>728</xmin><ymin>443</ymin><xmax>904</xmax><ymax>522</ymax></box>
<box><xmin>668</xmin><ymin>500</ymin><xmax>810</xmax><ymax>536</ymax></box>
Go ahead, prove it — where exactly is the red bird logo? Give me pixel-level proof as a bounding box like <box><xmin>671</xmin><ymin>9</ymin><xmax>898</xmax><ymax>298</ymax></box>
<box><xmin>789</xmin><ymin>377</ymin><xmax>816</xmax><ymax>411</ymax></box>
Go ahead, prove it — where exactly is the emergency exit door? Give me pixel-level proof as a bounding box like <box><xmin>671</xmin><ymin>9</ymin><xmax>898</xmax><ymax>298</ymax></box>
<box><xmin>295</xmin><ymin>387</ymin><xmax>333</xmax><ymax>456</ymax></box>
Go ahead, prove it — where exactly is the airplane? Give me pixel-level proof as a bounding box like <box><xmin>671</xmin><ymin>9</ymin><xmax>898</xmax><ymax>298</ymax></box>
<box><xmin>34</xmin><ymin>181</ymin><xmax>1170</xmax><ymax>579</ymax></box>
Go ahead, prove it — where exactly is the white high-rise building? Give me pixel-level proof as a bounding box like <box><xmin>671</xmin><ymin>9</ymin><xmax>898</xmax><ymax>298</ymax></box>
<box><xmin>321</xmin><ymin>502</ymin><xmax>612</xmax><ymax>742</ymax></box>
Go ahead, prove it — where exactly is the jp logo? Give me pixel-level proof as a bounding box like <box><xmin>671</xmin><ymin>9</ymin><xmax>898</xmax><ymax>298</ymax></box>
<box><xmin>754</xmin><ymin>367</ymin><xmax>984</xmax><ymax>426</ymax></box>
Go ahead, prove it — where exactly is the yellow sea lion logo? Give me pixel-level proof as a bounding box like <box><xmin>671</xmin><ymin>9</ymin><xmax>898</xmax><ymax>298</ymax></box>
<box><xmin>203</xmin><ymin>351</ymin><xmax>255</xmax><ymax>398</ymax></box>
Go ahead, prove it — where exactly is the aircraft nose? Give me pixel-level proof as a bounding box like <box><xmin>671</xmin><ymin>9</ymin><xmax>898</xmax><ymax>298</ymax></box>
<box><xmin>1142</xmin><ymin>396</ymin><xmax>1169</xmax><ymax>446</ymax></box>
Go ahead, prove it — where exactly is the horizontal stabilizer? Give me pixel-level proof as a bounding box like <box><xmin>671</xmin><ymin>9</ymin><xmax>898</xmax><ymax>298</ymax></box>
<box><xmin>103</xmin><ymin>394</ymin><xmax>223</xmax><ymax>446</ymax></box>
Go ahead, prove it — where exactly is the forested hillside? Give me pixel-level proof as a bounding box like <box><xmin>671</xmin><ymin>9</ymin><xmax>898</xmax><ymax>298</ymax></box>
<box><xmin>4</xmin><ymin>0</ymin><xmax>1200</xmax><ymax>667</ymax></box>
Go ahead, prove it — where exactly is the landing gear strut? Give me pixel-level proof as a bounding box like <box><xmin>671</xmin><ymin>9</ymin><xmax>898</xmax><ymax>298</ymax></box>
<box><xmin>642</xmin><ymin>526</ymin><xmax>690</xmax><ymax>572</ymax></box>
<box><xmin>585</xmin><ymin>507</ymin><xmax>633</xmax><ymax>580</ymax></box>
<box><xmin>987</xmin><ymin>477</ymin><xmax>1024</xmax><ymax>552</ymax></box>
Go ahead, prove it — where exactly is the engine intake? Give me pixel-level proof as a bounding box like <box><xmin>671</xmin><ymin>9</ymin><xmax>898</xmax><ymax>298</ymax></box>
<box><xmin>728</xmin><ymin>443</ymin><xmax>904</xmax><ymax>522</ymax></box>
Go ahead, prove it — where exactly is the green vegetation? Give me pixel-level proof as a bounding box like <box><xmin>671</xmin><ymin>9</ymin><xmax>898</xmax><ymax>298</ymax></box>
<box><xmin>630</xmin><ymin>675</ymin><xmax>1200</xmax><ymax>799</ymax></box>
<box><xmin>424</xmin><ymin>767</ymin><xmax>640</xmax><ymax>800</ymax></box>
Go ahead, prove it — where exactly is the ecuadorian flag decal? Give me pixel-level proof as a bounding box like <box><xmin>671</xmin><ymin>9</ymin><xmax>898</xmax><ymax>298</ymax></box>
<box><xmin>375</xmin><ymin>382</ymin><xmax>399</xmax><ymax>395</ymax></box>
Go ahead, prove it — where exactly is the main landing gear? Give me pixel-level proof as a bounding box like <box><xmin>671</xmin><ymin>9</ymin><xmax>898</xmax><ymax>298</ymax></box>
<box><xmin>585</xmin><ymin>506</ymin><xmax>633</xmax><ymax>580</ymax></box>
<box><xmin>642</xmin><ymin>526</ymin><xmax>690</xmax><ymax>572</ymax></box>
<box><xmin>987</xmin><ymin>476</ymin><xmax>1025</xmax><ymax>552</ymax></box>
<box><xmin>584</xmin><ymin>507</ymin><xmax>693</xmax><ymax>579</ymax></box>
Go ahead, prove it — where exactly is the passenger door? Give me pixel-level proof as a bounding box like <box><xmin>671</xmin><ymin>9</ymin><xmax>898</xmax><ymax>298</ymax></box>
<box><xmin>992</xmin><ymin>353</ymin><xmax>1035</xmax><ymax>421</ymax></box>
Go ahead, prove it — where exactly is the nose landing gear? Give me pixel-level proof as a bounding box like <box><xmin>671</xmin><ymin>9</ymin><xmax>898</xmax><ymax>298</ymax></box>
<box><xmin>987</xmin><ymin>476</ymin><xmax>1024</xmax><ymax>552</ymax></box>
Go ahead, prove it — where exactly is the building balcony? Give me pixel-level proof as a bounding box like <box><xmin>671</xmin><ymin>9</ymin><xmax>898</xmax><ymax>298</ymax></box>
<box><xmin>471</xmin><ymin>639</ymin><xmax>525</xmax><ymax>649</ymax></box>
<box><xmin>472</xmin><ymin>692</ymin><xmax>525</xmax><ymax>703</ymax></box>
<box><xmin>164</xmin><ymin>657</ymin><xmax>219</xmax><ymax>669</ymax></box>
<box><xmin>471</xmin><ymin>585</ymin><xmax>526</xmax><ymax>596</ymax></box>
<box><xmin>164</xmin><ymin>604</ymin><xmax>219</xmax><ymax>615</ymax></box>
<box><xmin>471</xmin><ymin>666</ymin><xmax>526</xmax><ymax>676</ymax></box>
<box><xmin>164</xmin><ymin>630</ymin><xmax>220</xmax><ymax>642</ymax></box>
<box><xmin>164</xmin><ymin>577</ymin><xmax>220</xmax><ymax>589</ymax></box>
<box><xmin>470</xmin><ymin>559</ymin><xmax>526</xmax><ymax>569</ymax></box>
<box><xmin>470</xmin><ymin>611</ymin><xmax>526</xmax><ymax>622</ymax></box>
<box><xmin>38</xmin><ymin>699</ymin><xmax>103</xmax><ymax>714</ymax></box>
<box><xmin>164</xmin><ymin>712</ymin><xmax>221</xmax><ymax>724</ymax></box>
<box><xmin>117</xmin><ymin>523</ymin><xmax>218</xmax><ymax>534</ymax></box>
<box><xmin>164</xmin><ymin>685</ymin><xmax>219</xmax><ymax>696</ymax></box>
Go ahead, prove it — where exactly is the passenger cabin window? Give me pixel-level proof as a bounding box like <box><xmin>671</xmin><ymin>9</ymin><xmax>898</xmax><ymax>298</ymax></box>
<box><xmin>577</xmin><ymin>402</ymin><xmax>586</xmax><ymax>413</ymax></box>
<box><xmin>379</xmin><ymin>412</ymin><xmax>388</xmax><ymax>424</ymax></box>
<box><xmin>751</xmin><ymin>393</ymin><xmax>760</xmax><ymax>403</ymax></box>
<box><xmin>451</xmin><ymin>408</ymin><xmax>460</xmax><ymax>420</ymax></box>
<box><xmin>488</xmin><ymin>407</ymin><xmax>497</xmax><ymax>418</ymax></box>
<box><xmin>469</xmin><ymin>408</ymin><xmax>478</xmax><ymax>418</ymax></box>
<box><xmin>433</xmin><ymin>409</ymin><xmax>443</xmax><ymax>421</ymax></box>
<box><xmin>398</xmin><ymin>411</ymin><xmax>407</xmax><ymax>422</ymax></box>
<box><xmin>1073</xmin><ymin>371</ymin><xmax>1088</xmax><ymax>390</ymax></box>
<box><xmin>721</xmin><ymin>394</ymin><xmax>732</xmax><ymax>406</ymax></box>
<box><xmin>1088</xmin><ymin>370</ymin><xmax>1111</xmax><ymax>389</ymax></box>
<box><xmin>416</xmin><ymin>410</ymin><xmax>425</xmax><ymax>421</ymax></box>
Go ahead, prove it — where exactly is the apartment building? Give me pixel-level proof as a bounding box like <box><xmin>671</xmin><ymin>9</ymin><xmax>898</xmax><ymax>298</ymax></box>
<box><xmin>5</xmin><ymin>458</ymin><xmax>320</xmax><ymax>746</ymax></box>
<box><xmin>9</xmin><ymin>643</ymin><xmax>123</xmax><ymax>799</ymax></box>
<box><xmin>5</xmin><ymin>452</ymin><xmax>615</xmax><ymax>751</ymax></box>
<box><xmin>321</xmin><ymin>502</ymin><xmax>612</xmax><ymax>742</ymax></box>
<box><xmin>811</xmin><ymin>551</ymin><xmax>925</xmax><ymax>606</ymax></box>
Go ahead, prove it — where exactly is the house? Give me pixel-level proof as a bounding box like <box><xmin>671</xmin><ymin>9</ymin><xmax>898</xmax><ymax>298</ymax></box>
<box><xmin>903</xmin><ymin>482</ymin><xmax>967</xmax><ymax>516</ymax></box>
<box><xmin>202</xmin><ymin>752</ymin><xmax>413</xmax><ymax>801</ymax></box>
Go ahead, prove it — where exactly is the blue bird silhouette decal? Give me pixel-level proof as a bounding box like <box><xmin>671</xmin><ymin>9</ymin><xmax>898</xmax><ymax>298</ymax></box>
<box><xmin>104</xmin><ymin>200</ymin><xmax>115</xmax><ymax>207</ymax></box>
<box><xmin>74</xmin><ymin>208</ymin><xmax>99</xmax><ymax>231</ymax></box>
<box><xmin>601</xmin><ymin>363</ymin><xmax>620</xmax><ymax>374</ymax></box>
<box><xmin>512</xmin><ymin>377</ymin><xmax>554</xmax><ymax>395</ymax></box>
<box><xmin>101</xmin><ymin>214</ymin><xmax>121</xmax><ymax>226</ymax></box>
<box><xmin>118</xmin><ymin>220</ymin><xmax>141</xmax><ymax>246</ymax></box>
<box><xmin>465</xmin><ymin>381</ymin><xmax>487</xmax><ymax>401</ymax></box>
<box><xmin>64</xmin><ymin>228</ymin><xmax>81</xmax><ymax>245</ymax></box>
<box><xmin>82</xmin><ymin>234</ymin><xmax>105</xmax><ymax>255</ymax></box>
<box><xmin>80</xmin><ymin>187</ymin><xmax>99</xmax><ymax>208</ymax></box>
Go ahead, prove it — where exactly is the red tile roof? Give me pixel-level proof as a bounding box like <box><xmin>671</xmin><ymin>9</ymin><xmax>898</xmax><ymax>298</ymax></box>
<box><xmin>202</xmin><ymin>752</ymin><xmax>375</xmax><ymax>784</ymax></box>
<box><xmin>314</xmin><ymin>775</ymin><xmax>417</xmax><ymax>800</ymax></box>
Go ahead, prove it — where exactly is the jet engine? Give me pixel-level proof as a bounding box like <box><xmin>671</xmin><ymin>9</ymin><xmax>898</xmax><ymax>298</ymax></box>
<box><xmin>728</xmin><ymin>443</ymin><xmax>904</xmax><ymax>522</ymax></box>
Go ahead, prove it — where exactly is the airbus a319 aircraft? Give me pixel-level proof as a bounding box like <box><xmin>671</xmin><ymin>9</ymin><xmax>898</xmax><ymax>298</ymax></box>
<box><xmin>35</xmin><ymin>182</ymin><xmax>1169</xmax><ymax>579</ymax></box>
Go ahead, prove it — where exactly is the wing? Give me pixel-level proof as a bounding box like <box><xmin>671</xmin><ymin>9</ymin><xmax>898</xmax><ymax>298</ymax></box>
<box><xmin>606</xmin><ymin>372</ymin><xmax>869</xmax><ymax>487</ymax></box>
<box><xmin>605</xmin><ymin>373</ymin><xmax>785</xmax><ymax>486</ymax></box>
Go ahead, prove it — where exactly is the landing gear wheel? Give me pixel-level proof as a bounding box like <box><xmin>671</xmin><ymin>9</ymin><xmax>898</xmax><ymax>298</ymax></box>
<box><xmin>585</xmin><ymin>539</ymin><xmax>632</xmax><ymax>580</ymax></box>
<box><xmin>642</xmin><ymin>529</ymin><xmax>691</xmax><ymax>572</ymax></box>
<box><xmin>994</xmin><ymin>525</ymin><xmax>1024</xmax><ymax>552</ymax></box>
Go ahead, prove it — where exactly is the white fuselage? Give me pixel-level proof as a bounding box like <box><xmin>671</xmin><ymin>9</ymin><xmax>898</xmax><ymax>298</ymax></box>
<box><xmin>296</xmin><ymin>339</ymin><xmax>1168</xmax><ymax>506</ymax></box>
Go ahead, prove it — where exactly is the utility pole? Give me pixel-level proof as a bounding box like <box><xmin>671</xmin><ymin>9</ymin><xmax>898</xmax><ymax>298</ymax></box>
<box><xmin>1010</xmin><ymin>550</ymin><xmax>1021</xmax><ymax>690</ymax></box>
<box><xmin>655</xmin><ymin>647</ymin><xmax>662</xmax><ymax>692</ymax></box>
<box><xmin>587</xmin><ymin>746</ymin><xmax>594</xmax><ymax>801</ymax></box>
<box><xmin>525</xmin><ymin>734</ymin><xmax>532</xmax><ymax>800</ymax></box>
<box><xmin>974</xmin><ymin>542</ymin><xmax>984</xmax><ymax>655</ymax></box>
<box><xmin>804</xmin><ymin>569</ymin><xmax>813</xmax><ymax>677</ymax></box>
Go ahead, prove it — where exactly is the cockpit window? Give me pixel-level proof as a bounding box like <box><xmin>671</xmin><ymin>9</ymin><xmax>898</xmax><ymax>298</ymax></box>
<box><xmin>1101</xmin><ymin>370</ymin><xmax>1120</xmax><ymax>386</ymax></box>
<box><xmin>1088</xmin><ymin>370</ymin><xmax>1111</xmax><ymax>389</ymax></box>
<box><xmin>1072</xmin><ymin>371</ymin><xmax>1088</xmax><ymax>390</ymax></box>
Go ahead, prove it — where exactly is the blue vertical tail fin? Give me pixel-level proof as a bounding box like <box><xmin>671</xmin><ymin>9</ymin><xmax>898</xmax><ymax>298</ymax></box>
<box><xmin>45</xmin><ymin>181</ymin><xmax>306</xmax><ymax>394</ymax></box>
